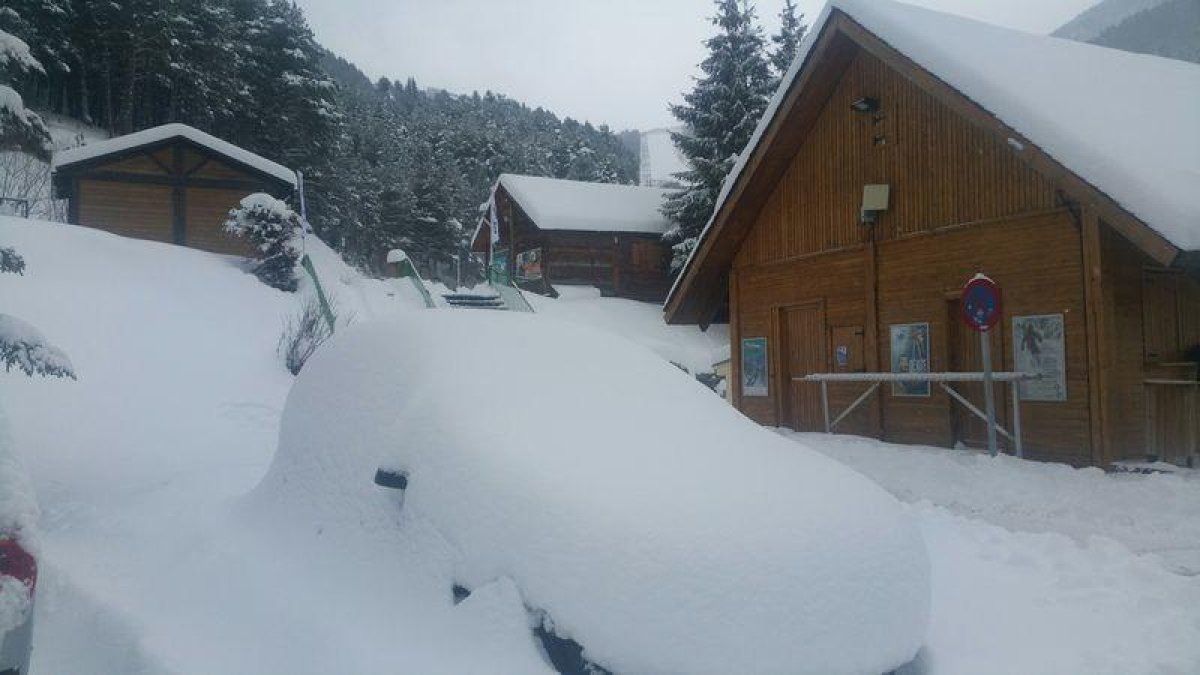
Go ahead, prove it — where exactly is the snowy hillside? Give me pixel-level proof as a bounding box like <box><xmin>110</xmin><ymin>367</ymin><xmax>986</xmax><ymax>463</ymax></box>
<box><xmin>525</xmin><ymin>286</ymin><xmax>726</xmax><ymax>375</ymax></box>
<box><xmin>1052</xmin><ymin>0</ymin><xmax>1170</xmax><ymax>40</ymax></box>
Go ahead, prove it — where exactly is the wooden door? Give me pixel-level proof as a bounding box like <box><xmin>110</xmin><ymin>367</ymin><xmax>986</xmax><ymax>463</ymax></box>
<box><xmin>781</xmin><ymin>303</ymin><xmax>827</xmax><ymax>431</ymax></box>
<box><xmin>947</xmin><ymin>300</ymin><xmax>1006</xmax><ymax>448</ymax></box>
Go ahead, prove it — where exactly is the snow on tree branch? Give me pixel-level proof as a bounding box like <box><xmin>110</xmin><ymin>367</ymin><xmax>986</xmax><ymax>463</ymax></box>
<box><xmin>0</xmin><ymin>314</ymin><xmax>75</xmax><ymax>379</ymax></box>
<box><xmin>0</xmin><ymin>246</ymin><xmax>25</xmax><ymax>275</ymax></box>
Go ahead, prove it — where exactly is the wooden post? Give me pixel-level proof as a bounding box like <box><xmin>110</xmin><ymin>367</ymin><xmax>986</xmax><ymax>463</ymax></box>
<box><xmin>171</xmin><ymin>145</ymin><xmax>186</xmax><ymax>245</ymax></box>
<box><xmin>864</xmin><ymin>236</ymin><xmax>883</xmax><ymax>438</ymax></box>
<box><xmin>730</xmin><ymin>269</ymin><xmax>742</xmax><ymax>408</ymax></box>
<box><xmin>1081</xmin><ymin>208</ymin><xmax>1111</xmax><ymax>467</ymax></box>
<box><xmin>821</xmin><ymin>380</ymin><xmax>831</xmax><ymax>433</ymax></box>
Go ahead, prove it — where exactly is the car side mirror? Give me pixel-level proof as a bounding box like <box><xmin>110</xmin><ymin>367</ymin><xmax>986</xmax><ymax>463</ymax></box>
<box><xmin>373</xmin><ymin>468</ymin><xmax>408</xmax><ymax>490</ymax></box>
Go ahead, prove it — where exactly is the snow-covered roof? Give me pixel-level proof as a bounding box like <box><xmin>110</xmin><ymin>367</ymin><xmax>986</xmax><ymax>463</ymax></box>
<box><xmin>498</xmin><ymin>174</ymin><xmax>672</xmax><ymax>234</ymax></box>
<box><xmin>52</xmin><ymin>123</ymin><xmax>297</xmax><ymax>188</ymax></box>
<box><xmin>670</xmin><ymin>0</ymin><xmax>1200</xmax><ymax>307</ymax></box>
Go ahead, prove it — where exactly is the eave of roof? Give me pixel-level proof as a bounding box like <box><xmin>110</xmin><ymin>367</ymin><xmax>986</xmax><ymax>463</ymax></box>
<box><xmin>52</xmin><ymin>123</ymin><xmax>297</xmax><ymax>188</ymax></box>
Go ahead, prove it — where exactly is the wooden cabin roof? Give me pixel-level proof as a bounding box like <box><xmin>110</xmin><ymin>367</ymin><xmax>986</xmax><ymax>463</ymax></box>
<box><xmin>52</xmin><ymin>123</ymin><xmax>297</xmax><ymax>190</ymax></box>
<box><xmin>665</xmin><ymin>0</ymin><xmax>1200</xmax><ymax>324</ymax></box>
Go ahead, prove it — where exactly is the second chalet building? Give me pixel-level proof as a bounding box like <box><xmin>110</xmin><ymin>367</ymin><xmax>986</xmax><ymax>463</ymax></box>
<box><xmin>665</xmin><ymin>0</ymin><xmax>1200</xmax><ymax>468</ymax></box>
<box><xmin>472</xmin><ymin>174</ymin><xmax>674</xmax><ymax>301</ymax></box>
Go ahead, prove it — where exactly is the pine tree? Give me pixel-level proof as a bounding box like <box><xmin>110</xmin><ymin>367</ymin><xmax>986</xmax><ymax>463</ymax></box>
<box><xmin>770</xmin><ymin>0</ymin><xmax>807</xmax><ymax>78</ymax></box>
<box><xmin>0</xmin><ymin>27</ymin><xmax>51</xmax><ymax>159</ymax></box>
<box><xmin>662</xmin><ymin>0</ymin><xmax>774</xmax><ymax>272</ymax></box>
<box><xmin>223</xmin><ymin>193</ymin><xmax>303</xmax><ymax>291</ymax></box>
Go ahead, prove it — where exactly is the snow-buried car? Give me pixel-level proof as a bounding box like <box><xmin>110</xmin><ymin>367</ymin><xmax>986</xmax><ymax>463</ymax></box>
<box><xmin>252</xmin><ymin>311</ymin><xmax>930</xmax><ymax>674</ymax></box>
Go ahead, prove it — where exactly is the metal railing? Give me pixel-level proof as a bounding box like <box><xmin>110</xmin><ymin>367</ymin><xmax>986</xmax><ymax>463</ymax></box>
<box><xmin>797</xmin><ymin>371</ymin><xmax>1041</xmax><ymax>458</ymax></box>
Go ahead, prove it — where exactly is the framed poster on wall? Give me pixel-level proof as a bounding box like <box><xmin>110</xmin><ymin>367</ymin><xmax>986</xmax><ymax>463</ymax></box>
<box><xmin>515</xmin><ymin>248</ymin><xmax>543</xmax><ymax>281</ymax></box>
<box><xmin>1013</xmin><ymin>314</ymin><xmax>1066</xmax><ymax>401</ymax></box>
<box><xmin>890</xmin><ymin>322</ymin><xmax>930</xmax><ymax>397</ymax></box>
<box><xmin>741</xmin><ymin>337</ymin><xmax>769</xmax><ymax>397</ymax></box>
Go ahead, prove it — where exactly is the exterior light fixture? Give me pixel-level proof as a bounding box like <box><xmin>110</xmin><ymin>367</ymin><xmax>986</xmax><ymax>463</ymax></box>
<box><xmin>850</xmin><ymin>97</ymin><xmax>880</xmax><ymax>114</ymax></box>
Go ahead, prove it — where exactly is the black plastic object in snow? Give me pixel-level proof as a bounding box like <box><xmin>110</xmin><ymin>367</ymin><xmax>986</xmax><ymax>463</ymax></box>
<box><xmin>452</xmin><ymin>584</ymin><xmax>471</xmax><ymax>604</ymax></box>
<box><xmin>533</xmin><ymin>622</ymin><xmax>611</xmax><ymax>675</ymax></box>
<box><xmin>373</xmin><ymin>468</ymin><xmax>408</xmax><ymax>490</ymax></box>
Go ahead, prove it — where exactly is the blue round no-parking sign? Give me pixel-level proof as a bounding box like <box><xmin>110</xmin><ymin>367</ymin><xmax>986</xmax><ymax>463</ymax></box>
<box><xmin>961</xmin><ymin>274</ymin><xmax>1002</xmax><ymax>332</ymax></box>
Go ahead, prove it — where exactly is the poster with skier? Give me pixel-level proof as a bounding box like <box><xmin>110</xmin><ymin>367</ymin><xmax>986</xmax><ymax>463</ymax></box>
<box><xmin>741</xmin><ymin>337</ymin><xmax>769</xmax><ymax>397</ymax></box>
<box><xmin>890</xmin><ymin>323</ymin><xmax>930</xmax><ymax>397</ymax></box>
<box><xmin>1013</xmin><ymin>314</ymin><xmax>1066</xmax><ymax>401</ymax></box>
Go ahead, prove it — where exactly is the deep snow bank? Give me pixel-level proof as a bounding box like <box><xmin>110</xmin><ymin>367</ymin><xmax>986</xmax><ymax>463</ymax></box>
<box><xmin>251</xmin><ymin>311</ymin><xmax>930</xmax><ymax>675</ymax></box>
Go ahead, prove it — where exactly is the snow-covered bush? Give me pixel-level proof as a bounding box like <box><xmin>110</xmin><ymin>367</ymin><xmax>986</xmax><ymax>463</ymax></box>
<box><xmin>1</xmin><ymin>240</ymin><xmax>73</xmax><ymax>379</ymax></box>
<box><xmin>0</xmin><ymin>84</ymin><xmax>50</xmax><ymax>162</ymax></box>
<box><xmin>278</xmin><ymin>296</ymin><xmax>339</xmax><ymax>375</ymax></box>
<box><xmin>0</xmin><ymin>314</ymin><xmax>73</xmax><ymax>379</ymax></box>
<box><xmin>0</xmin><ymin>245</ymin><xmax>24</xmax><ymax>274</ymax></box>
<box><xmin>223</xmin><ymin>193</ymin><xmax>302</xmax><ymax>292</ymax></box>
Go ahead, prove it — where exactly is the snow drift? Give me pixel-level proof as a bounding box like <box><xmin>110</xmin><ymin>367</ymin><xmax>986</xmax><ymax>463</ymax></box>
<box><xmin>251</xmin><ymin>311</ymin><xmax>930</xmax><ymax>674</ymax></box>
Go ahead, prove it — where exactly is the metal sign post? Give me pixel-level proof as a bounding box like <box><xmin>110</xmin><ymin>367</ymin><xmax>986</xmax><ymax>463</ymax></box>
<box><xmin>979</xmin><ymin>330</ymin><xmax>998</xmax><ymax>457</ymax></box>
<box><xmin>961</xmin><ymin>274</ymin><xmax>1003</xmax><ymax>457</ymax></box>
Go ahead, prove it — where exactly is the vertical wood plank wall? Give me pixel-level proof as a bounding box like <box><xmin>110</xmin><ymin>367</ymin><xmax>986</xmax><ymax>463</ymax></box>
<box><xmin>728</xmin><ymin>46</ymin><xmax>1115</xmax><ymax>464</ymax></box>
<box><xmin>497</xmin><ymin>186</ymin><xmax>672</xmax><ymax>301</ymax></box>
<box><xmin>69</xmin><ymin>142</ymin><xmax>281</xmax><ymax>257</ymax></box>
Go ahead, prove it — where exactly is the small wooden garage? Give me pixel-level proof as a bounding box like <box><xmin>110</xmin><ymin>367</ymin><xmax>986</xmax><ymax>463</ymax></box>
<box><xmin>665</xmin><ymin>0</ymin><xmax>1200</xmax><ymax>468</ymax></box>
<box><xmin>471</xmin><ymin>174</ymin><xmax>673</xmax><ymax>301</ymax></box>
<box><xmin>52</xmin><ymin>123</ymin><xmax>297</xmax><ymax>256</ymax></box>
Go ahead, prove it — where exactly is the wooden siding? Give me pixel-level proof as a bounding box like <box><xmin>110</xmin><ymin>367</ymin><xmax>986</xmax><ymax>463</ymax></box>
<box><xmin>185</xmin><ymin>186</ymin><xmax>254</xmax><ymax>256</ymax></box>
<box><xmin>65</xmin><ymin>138</ymin><xmax>288</xmax><ymax>257</ymax></box>
<box><xmin>78</xmin><ymin>179</ymin><xmax>172</xmax><ymax>243</ymax></box>
<box><xmin>736</xmin><ymin>48</ymin><xmax>1057</xmax><ymax>269</ymax></box>
<box><xmin>101</xmin><ymin>153</ymin><xmax>170</xmax><ymax>176</ymax></box>
<box><xmin>190</xmin><ymin>155</ymin><xmax>255</xmax><ymax>182</ymax></box>
<box><xmin>493</xmin><ymin>184</ymin><xmax>672</xmax><ymax>301</ymax></box>
<box><xmin>875</xmin><ymin>211</ymin><xmax>1090</xmax><ymax>463</ymax></box>
<box><xmin>735</xmin><ymin>247</ymin><xmax>868</xmax><ymax>430</ymax></box>
<box><xmin>734</xmin><ymin>210</ymin><xmax>1092</xmax><ymax>464</ymax></box>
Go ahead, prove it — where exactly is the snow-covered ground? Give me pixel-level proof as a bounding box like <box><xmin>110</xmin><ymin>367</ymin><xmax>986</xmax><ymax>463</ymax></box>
<box><xmin>3</xmin><ymin>217</ymin><xmax>1199</xmax><ymax>673</ymax></box>
<box><xmin>782</xmin><ymin>431</ymin><xmax>1200</xmax><ymax>675</ymax></box>
<box><xmin>524</xmin><ymin>285</ymin><xmax>727</xmax><ymax>375</ymax></box>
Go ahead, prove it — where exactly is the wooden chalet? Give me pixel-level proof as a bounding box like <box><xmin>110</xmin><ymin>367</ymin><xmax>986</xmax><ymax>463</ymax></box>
<box><xmin>52</xmin><ymin>123</ymin><xmax>297</xmax><ymax>256</ymax></box>
<box><xmin>665</xmin><ymin>0</ymin><xmax>1200</xmax><ymax>467</ymax></box>
<box><xmin>471</xmin><ymin>174</ymin><xmax>673</xmax><ymax>301</ymax></box>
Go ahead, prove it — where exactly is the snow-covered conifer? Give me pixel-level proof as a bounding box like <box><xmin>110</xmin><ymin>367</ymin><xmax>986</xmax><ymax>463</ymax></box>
<box><xmin>224</xmin><ymin>193</ymin><xmax>303</xmax><ymax>292</ymax></box>
<box><xmin>770</xmin><ymin>0</ymin><xmax>807</xmax><ymax>78</ymax></box>
<box><xmin>662</xmin><ymin>0</ymin><xmax>774</xmax><ymax>272</ymax></box>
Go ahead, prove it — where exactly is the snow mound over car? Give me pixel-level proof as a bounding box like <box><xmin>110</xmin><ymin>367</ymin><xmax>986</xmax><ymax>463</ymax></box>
<box><xmin>251</xmin><ymin>311</ymin><xmax>930</xmax><ymax>674</ymax></box>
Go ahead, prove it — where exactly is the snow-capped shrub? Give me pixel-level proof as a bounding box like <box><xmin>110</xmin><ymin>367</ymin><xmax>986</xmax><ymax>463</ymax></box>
<box><xmin>0</xmin><ymin>245</ymin><xmax>24</xmax><ymax>274</ymax></box>
<box><xmin>224</xmin><ymin>193</ymin><xmax>302</xmax><ymax>292</ymax></box>
<box><xmin>0</xmin><ymin>84</ymin><xmax>51</xmax><ymax>161</ymax></box>
<box><xmin>0</xmin><ymin>314</ymin><xmax>74</xmax><ymax>379</ymax></box>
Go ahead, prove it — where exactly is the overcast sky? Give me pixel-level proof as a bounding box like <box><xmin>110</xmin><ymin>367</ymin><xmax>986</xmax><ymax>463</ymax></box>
<box><xmin>293</xmin><ymin>0</ymin><xmax>1097</xmax><ymax>131</ymax></box>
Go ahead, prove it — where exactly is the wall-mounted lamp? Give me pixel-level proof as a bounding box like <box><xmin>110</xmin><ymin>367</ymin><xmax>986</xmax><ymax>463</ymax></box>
<box><xmin>861</xmin><ymin>184</ymin><xmax>890</xmax><ymax>225</ymax></box>
<box><xmin>850</xmin><ymin>97</ymin><xmax>880</xmax><ymax>114</ymax></box>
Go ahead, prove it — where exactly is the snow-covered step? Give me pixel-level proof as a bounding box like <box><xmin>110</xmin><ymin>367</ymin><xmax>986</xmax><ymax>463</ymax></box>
<box><xmin>442</xmin><ymin>292</ymin><xmax>506</xmax><ymax>310</ymax></box>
